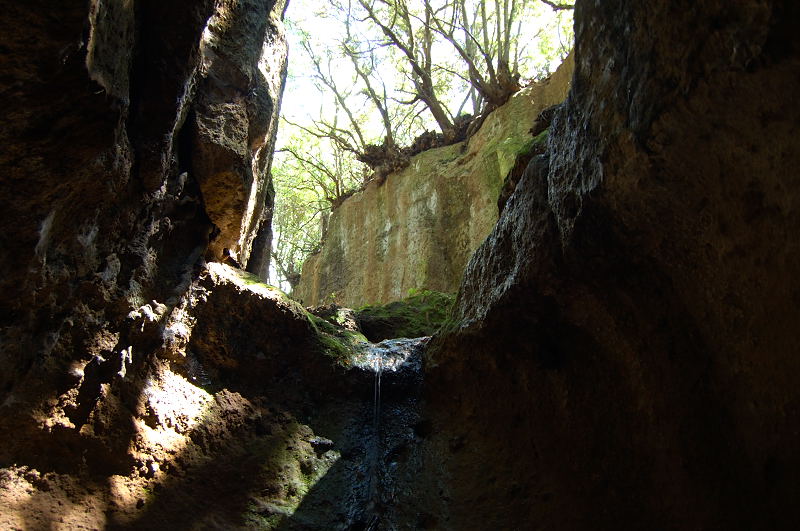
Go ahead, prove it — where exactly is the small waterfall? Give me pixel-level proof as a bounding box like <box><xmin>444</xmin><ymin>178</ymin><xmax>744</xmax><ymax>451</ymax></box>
<box><xmin>373</xmin><ymin>349</ymin><xmax>382</xmax><ymax>433</ymax></box>
<box><xmin>369</xmin><ymin>349</ymin><xmax>382</xmax><ymax>530</ymax></box>
<box><xmin>351</xmin><ymin>337</ymin><xmax>429</xmax><ymax>530</ymax></box>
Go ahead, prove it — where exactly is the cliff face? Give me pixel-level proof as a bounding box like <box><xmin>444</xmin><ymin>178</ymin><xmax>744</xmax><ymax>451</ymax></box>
<box><xmin>294</xmin><ymin>56</ymin><xmax>573</xmax><ymax>307</ymax></box>
<box><xmin>192</xmin><ymin>0</ymin><xmax>288</xmax><ymax>276</ymax></box>
<box><xmin>1</xmin><ymin>0</ymin><xmax>287</xmax><ymax>373</ymax></box>
<box><xmin>0</xmin><ymin>0</ymin><xmax>291</xmax><ymax>527</ymax></box>
<box><xmin>0</xmin><ymin>0</ymin><xmax>286</xmax><ymax>388</ymax></box>
<box><xmin>401</xmin><ymin>0</ymin><xmax>800</xmax><ymax>528</ymax></box>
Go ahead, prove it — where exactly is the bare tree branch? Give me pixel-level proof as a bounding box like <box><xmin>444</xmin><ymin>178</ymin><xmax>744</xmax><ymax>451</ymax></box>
<box><xmin>539</xmin><ymin>0</ymin><xmax>574</xmax><ymax>11</ymax></box>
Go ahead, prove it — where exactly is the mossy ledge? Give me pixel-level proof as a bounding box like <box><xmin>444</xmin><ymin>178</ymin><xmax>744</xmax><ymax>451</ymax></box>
<box><xmin>205</xmin><ymin>262</ymin><xmax>367</xmax><ymax>369</ymax></box>
<box><xmin>355</xmin><ymin>289</ymin><xmax>456</xmax><ymax>342</ymax></box>
<box><xmin>306</xmin><ymin>313</ymin><xmax>369</xmax><ymax>366</ymax></box>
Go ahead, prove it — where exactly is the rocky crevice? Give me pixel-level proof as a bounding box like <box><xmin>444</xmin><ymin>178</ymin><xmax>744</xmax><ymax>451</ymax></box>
<box><xmin>1</xmin><ymin>0</ymin><xmax>800</xmax><ymax>529</ymax></box>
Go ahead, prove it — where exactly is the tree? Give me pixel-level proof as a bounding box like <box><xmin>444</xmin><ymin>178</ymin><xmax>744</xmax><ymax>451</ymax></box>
<box><xmin>270</xmin><ymin>153</ymin><xmax>326</xmax><ymax>291</ymax></box>
<box><xmin>277</xmin><ymin>112</ymin><xmax>367</xmax><ymax>209</ymax></box>
<box><xmin>358</xmin><ymin>0</ymin><xmax>458</xmax><ymax>138</ymax></box>
<box><xmin>431</xmin><ymin>0</ymin><xmax>523</xmax><ymax>110</ymax></box>
<box><xmin>269</xmin><ymin>0</ymin><xmax>575</xmax><ymax>289</ymax></box>
<box><xmin>353</xmin><ymin>0</ymin><xmax>574</xmax><ymax>137</ymax></box>
<box><xmin>270</xmin><ymin>119</ymin><xmax>368</xmax><ymax>289</ymax></box>
<box><xmin>538</xmin><ymin>0</ymin><xmax>574</xmax><ymax>11</ymax></box>
<box><xmin>294</xmin><ymin>33</ymin><xmax>370</xmax><ymax>157</ymax></box>
<box><xmin>341</xmin><ymin>8</ymin><xmax>399</xmax><ymax>151</ymax></box>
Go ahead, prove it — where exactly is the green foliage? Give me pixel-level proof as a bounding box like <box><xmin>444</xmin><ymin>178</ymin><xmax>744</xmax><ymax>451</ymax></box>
<box><xmin>355</xmin><ymin>289</ymin><xmax>456</xmax><ymax>341</ymax></box>
<box><xmin>270</xmin><ymin>142</ymin><xmax>336</xmax><ymax>291</ymax></box>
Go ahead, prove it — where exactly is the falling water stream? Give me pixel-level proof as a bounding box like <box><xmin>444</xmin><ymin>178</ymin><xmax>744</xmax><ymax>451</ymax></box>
<box><xmin>351</xmin><ymin>337</ymin><xmax>429</xmax><ymax>530</ymax></box>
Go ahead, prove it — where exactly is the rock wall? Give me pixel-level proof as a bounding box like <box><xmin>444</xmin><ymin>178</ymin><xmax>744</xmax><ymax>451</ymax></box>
<box><xmin>0</xmin><ymin>0</ymin><xmax>291</xmax><ymax>527</ymax></box>
<box><xmin>397</xmin><ymin>0</ymin><xmax>800</xmax><ymax>529</ymax></box>
<box><xmin>0</xmin><ymin>0</ymin><xmax>286</xmax><ymax>390</ymax></box>
<box><xmin>192</xmin><ymin>0</ymin><xmax>288</xmax><ymax>275</ymax></box>
<box><xmin>294</xmin><ymin>56</ymin><xmax>573</xmax><ymax>307</ymax></box>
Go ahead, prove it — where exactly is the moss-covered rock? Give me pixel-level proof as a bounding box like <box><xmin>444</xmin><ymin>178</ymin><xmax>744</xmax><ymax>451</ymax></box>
<box><xmin>306</xmin><ymin>312</ymin><xmax>369</xmax><ymax>366</ymax></box>
<box><xmin>497</xmin><ymin>128</ymin><xmax>551</xmax><ymax>213</ymax></box>
<box><xmin>355</xmin><ymin>289</ymin><xmax>456</xmax><ymax>341</ymax></box>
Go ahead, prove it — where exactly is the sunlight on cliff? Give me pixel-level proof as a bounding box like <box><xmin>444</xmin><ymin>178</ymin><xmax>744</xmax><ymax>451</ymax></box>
<box><xmin>207</xmin><ymin>261</ymin><xmax>290</xmax><ymax>300</ymax></box>
<box><xmin>133</xmin><ymin>369</ymin><xmax>213</xmax><ymax>455</ymax></box>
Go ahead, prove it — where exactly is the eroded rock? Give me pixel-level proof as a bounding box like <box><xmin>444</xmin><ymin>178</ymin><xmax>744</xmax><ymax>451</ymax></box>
<box><xmin>191</xmin><ymin>0</ymin><xmax>288</xmax><ymax>270</ymax></box>
<box><xmin>406</xmin><ymin>1</ymin><xmax>800</xmax><ymax>529</ymax></box>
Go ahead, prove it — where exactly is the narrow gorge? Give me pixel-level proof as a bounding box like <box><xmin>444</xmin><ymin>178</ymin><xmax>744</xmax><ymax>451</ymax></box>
<box><xmin>1</xmin><ymin>0</ymin><xmax>799</xmax><ymax>530</ymax></box>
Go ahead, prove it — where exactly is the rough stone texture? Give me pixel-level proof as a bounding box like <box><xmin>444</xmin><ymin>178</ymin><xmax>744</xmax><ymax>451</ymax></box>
<box><xmin>0</xmin><ymin>0</ymin><xmax>291</xmax><ymax>528</ymax></box>
<box><xmin>1</xmin><ymin>0</ymin><xmax>213</xmax><ymax>422</ymax></box>
<box><xmin>191</xmin><ymin>0</ymin><xmax>288</xmax><ymax>271</ymax></box>
<box><xmin>0</xmin><ymin>257</ymin><xmax>403</xmax><ymax>529</ymax></box>
<box><xmin>295</xmin><ymin>55</ymin><xmax>573</xmax><ymax>307</ymax></box>
<box><xmin>3</xmin><ymin>0</ymin><xmax>800</xmax><ymax>528</ymax></box>
<box><xmin>403</xmin><ymin>0</ymin><xmax>800</xmax><ymax>529</ymax></box>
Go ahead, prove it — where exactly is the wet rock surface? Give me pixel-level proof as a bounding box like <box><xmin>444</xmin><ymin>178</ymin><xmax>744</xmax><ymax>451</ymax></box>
<box><xmin>278</xmin><ymin>336</ymin><xmax>429</xmax><ymax>531</ymax></box>
<box><xmin>0</xmin><ymin>258</ymin><xmax>430</xmax><ymax>529</ymax></box>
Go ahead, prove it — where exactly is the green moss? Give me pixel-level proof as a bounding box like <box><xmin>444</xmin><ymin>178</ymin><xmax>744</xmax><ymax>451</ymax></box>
<box><xmin>355</xmin><ymin>289</ymin><xmax>456</xmax><ymax>340</ymax></box>
<box><xmin>220</xmin><ymin>266</ymin><xmax>302</xmax><ymax>307</ymax></box>
<box><xmin>238</xmin><ymin>272</ymin><xmax>291</xmax><ymax>297</ymax></box>
<box><xmin>532</xmin><ymin>127</ymin><xmax>549</xmax><ymax>146</ymax></box>
<box><xmin>337</xmin><ymin>309</ymin><xmax>354</xmax><ymax>325</ymax></box>
<box><xmin>239</xmin><ymin>420</ymin><xmax>334</xmax><ymax>529</ymax></box>
<box><xmin>306</xmin><ymin>312</ymin><xmax>368</xmax><ymax>365</ymax></box>
<box><xmin>141</xmin><ymin>486</ymin><xmax>155</xmax><ymax>502</ymax></box>
<box><xmin>244</xmin><ymin>512</ymin><xmax>284</xmax><ymax>529</ymax></box>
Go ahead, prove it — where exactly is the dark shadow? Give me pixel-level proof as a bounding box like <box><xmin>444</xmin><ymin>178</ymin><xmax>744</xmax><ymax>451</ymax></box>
<box><xmin>276</xmin><ymin>348</ymin><xmax>426</xmax><ymax>531</ymax></box>
<box><xmin>104</xmin><ymin>379</ymin><xmax>377</xmax><ymax>530</ymax></box>
<box><xmin>98</xmin><ymin>336</ymin><xmax>428</xmax><ymax>530</ymax></box>
<box><xmin>108</xmin><ymin>407</ymin><xmax>306</xmax><ymax>529</ymax></box>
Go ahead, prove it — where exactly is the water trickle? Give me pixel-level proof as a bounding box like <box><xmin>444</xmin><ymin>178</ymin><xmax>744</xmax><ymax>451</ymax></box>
<box><xmin>373</xmin><ymin>352</ymin><xmax>382</xmax><ymax>433</ymax></box>
<box><xmin>352</xmin><ymin>338</ymin><xmax>429</xmax><ymax>373</ymax></box>
<box><xmin>350</xmin><ymin>337</ymin><xmax>429</xmax><ymax>530</ymax></box>
<box><xmin>353</xmin><ymin>339</ymin><xmax>425</xmax><ymax>428</ymax></box>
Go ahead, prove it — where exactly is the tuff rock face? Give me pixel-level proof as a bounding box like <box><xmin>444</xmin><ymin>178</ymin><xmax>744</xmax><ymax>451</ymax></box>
<box><xmin>404</xmin><ymin>0</ymin><xmax>800</xmax><ymax>529</ymax></box>
<box><xmin>0</xmin><ymin>0</ymin><xmax>294</xmax><ymax>527</ymax></box>
<box><xmin>0</xmin><ymin>0</ymin><xmax>287</xmax><ymax>396</ymax></box>
<box><xmin>0</xmin><ymin>261</ymin><xmax>401</xmax><ymax>529</ymax></box>
<box><xmin>192</xmin><ymin>0</ymin><xmax>288</xmax><ymax>274</ymax></box>
<box><xmin>294</xmin><ymin>56</ymin><xmax>573</xmax><ymax>307</ymax></box>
